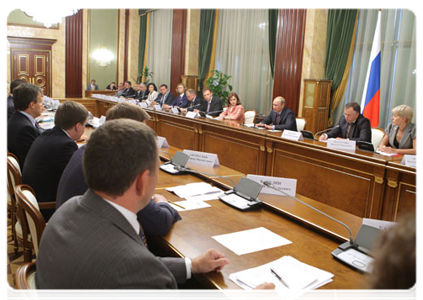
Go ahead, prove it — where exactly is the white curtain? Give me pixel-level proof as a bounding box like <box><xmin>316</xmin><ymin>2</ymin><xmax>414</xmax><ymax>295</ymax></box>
<box><xmin>146</xmin><ymin>10</ymin><xmax>173</xmax><ymax>87</ymax></box>
<box><xmin>214</xmin><ymin>10</ymin><xmax>273</xmax><ymax>114</ymax></box>
<box><xmin>333</xmin><ymin>9</ymin><xmax>416</xmax><ymax>128</ymax></box>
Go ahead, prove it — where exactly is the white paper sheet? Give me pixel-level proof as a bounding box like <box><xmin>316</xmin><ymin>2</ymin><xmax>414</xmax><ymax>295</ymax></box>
<box><xmin>212</xmin><ymin>227</ymin><xmax>291</xmax><ymax>256</ymax></box>
<box><xmin>166</xmin><ymin>182</ymin><xmax>223</xmax><ymax>199</ymax></box>
<box><xmin>168</xmin><ymin>200</ymin><xmax>211</xmax><ymax>211</ymax></box>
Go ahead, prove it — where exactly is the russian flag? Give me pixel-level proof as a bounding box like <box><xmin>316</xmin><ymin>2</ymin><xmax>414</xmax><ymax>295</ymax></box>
<box><xmin>361</xmin><ymin>10</ymin><xmax>381</xmax><ymax>127</ymax></box>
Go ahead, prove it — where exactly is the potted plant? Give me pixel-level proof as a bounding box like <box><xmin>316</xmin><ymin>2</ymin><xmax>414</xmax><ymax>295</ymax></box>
<box><xmin>138</xmin><ymin>66</ymin><xmax>154</xmax><ymax>84</ymax></box>
<box><xmin>205</xmin><ymin>70</ymin><xmax>233</xmax><ymax>106</ymax></box>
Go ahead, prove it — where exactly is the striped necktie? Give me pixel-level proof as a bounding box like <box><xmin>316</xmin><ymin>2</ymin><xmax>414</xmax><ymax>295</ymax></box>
<box><xmin>139</xmin><ymin>223</ymin><xmax>148</xmax><ymax>247</ymax></box>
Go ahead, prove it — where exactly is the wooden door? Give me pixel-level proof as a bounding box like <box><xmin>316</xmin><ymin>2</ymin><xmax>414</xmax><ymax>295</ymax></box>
<box><xmin>8</xmin><ymin>37</ymin><xmax>56</xmax><ymax>97</ymax></box>
<box><xmin>12</xmin><ymin>50</ymin><xmax>50</xmax><ymax>96</ymax></box>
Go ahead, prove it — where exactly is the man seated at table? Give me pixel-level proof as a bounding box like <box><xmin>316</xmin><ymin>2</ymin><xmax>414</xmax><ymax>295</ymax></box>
<box><xmin>196</xmin><ymin>87</ymin><xmax>223</xmax><ymax>117</ymax></box>
<box><xmin>56</xmin><ymin>102</ymin><xmax>181</xmax><ymax>236</ymax></box>
<box><xmin>115</xmin><ymin>82</ymin><xmax>125</xmax><ymax>97</ymax></box>
<box><xmin>7</xmin><ymin>83</ymin><xmax>44</xmax><ymax>169</ymax></box>
<box><xmin>256</xmin><ymin>96</ymin><xmax>297</xmax><ymax>131</ymax></box>
<box><xmin>7</xmin><ymin>78</ymin><xmax>26</xmax><ymax>121</ymax></box>
<box><xmin>180</xmin><ymin>89</ymin><xmax>203</xmax><ymax>114</ymax></box>
<box><xmin>86</xmin><ymin>79</ymin><xmax>99</xmax><ymax>91</ymax></box>
<box><xmin>35</xmin><ymin>119</ymin><xmax>232</xmax><ymax>289</ymax></box>
<box><xmin>135</xmin><ymin>83</ymin><xmax>149</xmax><ymax>102</ymax></box>
<box><xmin>22</xmin><ymin>101</ymin><xmax>88</xmax><ymax>221</ymax></box>
<box><xmin>121</xmin><ymin>81</ymin><xmax>136</xmax><ymax>98</ymax></box>
<box><xmin>319</xmin><ymin>102</ymin><xmax>371</xmax><ymax>142</ymax></box>
<box><xmin>157</xmin><ymin>84</ymin><xmax>175</xmax><ymax>108</ymax></box>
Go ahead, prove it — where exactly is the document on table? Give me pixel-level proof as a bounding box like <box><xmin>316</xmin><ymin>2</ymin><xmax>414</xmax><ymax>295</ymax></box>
<box><xmin>212</xmin><ymin>227</ymin><xmax>292</xmax><ymax>256</ymax></box>
<box><xmin>168</xmin><ymin>200</ymin><xmax>211</xmax><ymax>211</ymax></box>
<box><xmin>166</xmin><ymin>182</ymin><xmax>223</xmax><ymax>199</ymax></box>
<box><xmin>375</xmin><ymin>150</ymin><xmax>397</xmax><ymax>156</ymax></box>
<box><xmin>229</xmin><ymin>255</ymin><xmax>333</xmax><ymax>298</ymax></box>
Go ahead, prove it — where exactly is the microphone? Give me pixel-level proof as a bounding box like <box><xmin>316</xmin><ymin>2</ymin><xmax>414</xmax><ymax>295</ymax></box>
<box><xmin>262</xmin><ymin>181</ymin><xmax>354</xmax><ymax>246</ymax></box>
<box><xmin>314</xmin><ymin>125</ymin><xmax>340</xmax><ymax>140</ymax></box>
<box><xmin>159</xmin><ymin>151</ymin><xmax>190</xmax><ymax>175</ymax></box>
<box><xmin>174</xmin><ymin>165</ymin><xmax>235</xmax><ymax>189</ymax></box>
<box><xmin>159</xmin><ymin>150</ymin><xmax>172</xmax><ymax>161</ymax></box>
<box><xmin>207</xmin><ymin>109</ymin><xmax>224</xmax><ymax>116</ymax></box>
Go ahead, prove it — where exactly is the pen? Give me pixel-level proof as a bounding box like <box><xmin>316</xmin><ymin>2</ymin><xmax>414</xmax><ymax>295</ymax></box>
<box><xmin>270</xmin><ymin>268</ymin><xmax>289</xmax><ymax>289</ymax></box>
<box><xmin>168</xmin><ymin>200</ymin><xmax>185</xmax><ymax>209</ymax></box>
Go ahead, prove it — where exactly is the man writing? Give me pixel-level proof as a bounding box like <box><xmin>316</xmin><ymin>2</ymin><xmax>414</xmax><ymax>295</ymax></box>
<box><xmin>180</xmin><ymin>89</ymin><xmax>203</xmax><ymax>113</ymax></box>
<box><xmin>36</xmin><ymin>119</ymin><xmax>230</xmax><ymax>288</ymax></box>
<box><xmin>257</xmin><ymin>96</ymin><xmax>297</xmax><ymax>131</ymax></box>
<box><xmin>319</xmin><ymin>102</ymin><xmax>371</xmax><ymax>142</ymax></box>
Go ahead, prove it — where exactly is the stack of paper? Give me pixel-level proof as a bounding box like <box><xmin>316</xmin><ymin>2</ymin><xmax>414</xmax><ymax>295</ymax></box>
<box><xmin>166</xmin><ymin>182</ymin><xmax>224</xmax><ymax>211</ymax></box>
<box><xmin>230</xmin><ymin>256</ymin><xmax>333</xmax><ymax>298</ymax></box>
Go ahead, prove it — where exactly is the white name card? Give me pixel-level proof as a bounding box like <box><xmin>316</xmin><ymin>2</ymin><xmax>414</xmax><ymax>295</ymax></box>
<box><xmin>171</xmin><ymin>107</ymin><xmax>179</xmax><ymax>114</ymax></box>
<box><xmin>157</xmin><ymin>136</ymin><xmax>169</xmax><ymax>148</ymax></box>
<box><xmin>185</xmin><ymin>111</ymin><xmax>199</xmax><ymax>119</ymax></box>
<box><xmin>327</xmin><ymin>138</ymin><xmax>356</xmax><ymax>151</ymax></box>
<box><xmin>139</xmin><ymin>102</ymin><xmax>148</xmax><ymax>108</ymax></box>
<box><xmin>154</xmin><ymin>104</ymin><xmax>162</xmax><ymax>111</ymax></box>
<box><xmin>183</xmin><ymin>150</ymin><xmax>220</xmax><ymax>168</ymax></box>
<box><xmin>99</xmin><ymin>115</ymin><xmax>106</xmax><ymax>125</ymax></box>
<box><xmin>247</xmin><ymin>174</ymin><xmax>297</xmax><ymax>197</ymax></box>
<box><xmin>281</xmin><ymin>130</ymin><xmax>303</xmax><ymax>141</ymax></box>
<box><xmin>401</xmin><ymin>155</ymin><xmax>416</xmax><ymax>168</ymax></box>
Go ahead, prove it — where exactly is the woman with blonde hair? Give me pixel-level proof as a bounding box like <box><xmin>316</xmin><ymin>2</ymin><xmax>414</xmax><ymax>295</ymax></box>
<box><xmin>218</xmin><ymin>92</ymin><xmax>245</xmax><ymax>123</ymax></box>
<box><xmin>379</xmin><ymin>104</ymin><xmax>416</xmax><ymax>155</ymax></box>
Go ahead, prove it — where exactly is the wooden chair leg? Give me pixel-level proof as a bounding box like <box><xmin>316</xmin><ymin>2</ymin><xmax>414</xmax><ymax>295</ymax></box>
<box><xmin>23</xmin><ymin>247</ymin><xmax>32</xmax><ymax>263</ymax></box>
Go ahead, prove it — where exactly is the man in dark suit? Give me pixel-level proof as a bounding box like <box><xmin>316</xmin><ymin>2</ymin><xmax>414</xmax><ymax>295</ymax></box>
<box><xmin>197</xmin><ymin>87</ymin><xmax>223</xmax><ymax>117</ymax></box>
<box><xmin>56</xmin><ymin>102</ymin><xmax>181</xmax><ymax>236</ymax></box>
<box><xmin>36</xmin><ymin>119</ymin><xmax>230</xmax><ymax>289</ymax></box>
<box><xmin>257</xmin><ymin>96</ymin><xmax>297</xmax><ymax>131</ymax></box>
<box><xmin>7</xmin><ymin>83</ymin><xmax>44</xmax><ymax>169</ymax></box>
<box><xmin>156</xmin><ymin>84</ymin><xmax>175</xmax><ymax>107</ymax></box>
<box><xmin>86</xmin><ymin>79</ymin><xmax>99</xmax><ymax>91</ymax></box>
<box><xmin>121</xmin><ymin>80</ymin><xmax>136</xmax><ymax>98</ymax></box>
<box><xmin>7</xmin><ymin>78</ymin><xmax>26</xmax><ymax>121</ymax></box>
<box><xmin>319</xmin><ymin>101</ymin><xmax>371</xmax><ymax>142</ymax></box>
<box><xmin>22</xmin><ymin>101</ymin><xmax>88</xmax><ymax>221</ymax></box>
<box><xmin>131</xmin><ymin>83</ymin><xmax>149</xmax><ymax>101</ymax></box>
<box><xmin>180</xmin><ymin>89</ymin><xmax>203</xmax><ymax>113</ymax></box>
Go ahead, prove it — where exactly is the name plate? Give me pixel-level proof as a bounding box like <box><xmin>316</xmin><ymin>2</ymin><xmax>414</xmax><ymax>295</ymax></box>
<box><xmin>139</xmin><ymin>102</ymin><xmax>148</xmax><ymax>108</ymax></box>
<box><xmin>171</xmin><ymin>107</ymin><xmax>179</xmax><ymax>114</ymax></box>
<box><xmin>401</xmin><ymin>155</ymin><xmax>416</xmax><ymax>168</ymax></box>
<box><xmin>153</xmin><ymin>104</ymin><xmax>162</xmax><ymax>111</ymax></box>
<box><xmin>99</xmin><ymin>116</ymin><xmax>106</xmax><ymax>125</ymax></box>
<box><xmin>185</xmin><ymin>111</ymin><xmax>199</xmax><ymax>119</ymax></box>
<box><xmin>281</xmin><ymin>130</ymin><xmax>303</xmax><ymax>141</ymax></box>
<box><xmin>183</xmin><ymin>150</ymin><xmax>220</xmax><ymax>168</ymax></box>
<box><xmin>247</xmin><ymin>174</ymin><xmax>297</xmax><ymax>197</ymax></box>
<box><xmin>157</xmin><ymin>136</ymin><xmax>169</xmax><ymax>148</ymax></box>
<box><xmin>327</xmin><ymin>139</ymin><xmax>356</xmax><ymax>151</ymax></box>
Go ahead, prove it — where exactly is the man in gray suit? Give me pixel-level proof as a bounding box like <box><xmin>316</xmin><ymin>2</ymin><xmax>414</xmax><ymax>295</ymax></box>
<box><xmin>35</xmin><ymin>119</ymin><xmax>230</xmax><ymax>289</ymax></box>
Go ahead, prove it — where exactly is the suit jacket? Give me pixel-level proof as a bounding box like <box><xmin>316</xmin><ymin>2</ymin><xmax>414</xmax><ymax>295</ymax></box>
<box><xmin>327</xmin><ymin>114</ymin><xmax>371</xmax><ymax>142</ymax></box>
<box><xmin>261</xmin><ymin>107</ymin><xmax>297</xmax><ymax>131</ymax></box>
<box><xmin>36</xmin><ymin>189</ymin><xmax>187</xmax><ymax>288</ymax></box>
<box><xmin>200</xmin><ymin>96</ymin><xmax>223</xmax><ymax>116</ymax></box>
<box><xmin>86</xmin><ymin>84</ymin><xmax>99</xmax><ymax>91</ymax></box>
<box><xmin>134</xmin><ymin>90</ymin><xmax>149</xmax><ymax>101</ymax></box>
<box><xmin>7</xmin><ymin>95</ymin><xmax>16</xmax><ymax>121</ymax></box>
<box><xmin>186</xmin><ymin>96</ymin><xmax>204</xmax><ymax>112</ymax></box>
<box><xmin>385</xmin><ymin>122</ymin><xmax>416</xmax><ymax>149</ymax></box>
<box><xmin>122</xmin><ymin>87</ymin><xmax>136</xmax><ymax>98</ymax></box>
<box><xmin>156</xmin><ymin>92</ymin><xmax>175</xmax><ymax>106</ymax></box>
<box><xmin>22</xmin><ymin>126</ymin><xmax>78</xmax><ymax>221</ymax></box>
<box><xmin>56</xmin><ymin>145</ymin><xmax>181</xmax><ymax>236</ymax></box>
<box><xmin>170</xmin><ymin>94</ymin><xmax>188</xmax><ymax>108</ymax></box>
<box><xmin>7</xmin><ymin>111</ymin><xmax>40</xmax><ymax>169</ymax></box>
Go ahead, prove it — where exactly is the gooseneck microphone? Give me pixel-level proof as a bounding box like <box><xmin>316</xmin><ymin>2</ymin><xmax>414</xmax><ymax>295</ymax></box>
<box><xmin>262</xmin><ymin>181</ymin><xmax>354</xmax><ymax>245</ymax></box>
<box><xmin>314</xmin><ymin>125</ymin><xmax>340</xmax><ymax>140</ymax></box>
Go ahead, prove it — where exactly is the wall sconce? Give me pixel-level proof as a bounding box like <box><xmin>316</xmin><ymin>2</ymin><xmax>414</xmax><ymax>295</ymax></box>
<box><xmin>92</xmin><ymin>48</ymin><xmax>114</xmax><ymax>67</ymax></box>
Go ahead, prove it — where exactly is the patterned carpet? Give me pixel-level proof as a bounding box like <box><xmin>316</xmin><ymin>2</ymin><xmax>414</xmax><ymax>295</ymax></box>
<box><xmin>6</xmin><ymin>218</ymin><xmax>30</xmax><ymax>289</ymax></box>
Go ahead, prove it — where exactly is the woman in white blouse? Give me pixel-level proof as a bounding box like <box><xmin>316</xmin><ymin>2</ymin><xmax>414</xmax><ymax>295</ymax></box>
<box><xmin>146</xmin><ymin>83</ymin><xmax>159</xmax><ymax>105</ymax></box>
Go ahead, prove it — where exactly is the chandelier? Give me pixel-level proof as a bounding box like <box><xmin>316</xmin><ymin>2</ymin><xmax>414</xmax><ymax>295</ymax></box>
<box><xmin>23</xmin><ymin>8</ymin><xmax>79</xmax><ymax>28</ymax></box>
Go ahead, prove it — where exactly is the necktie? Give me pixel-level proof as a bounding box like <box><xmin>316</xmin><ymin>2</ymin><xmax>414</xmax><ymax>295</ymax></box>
<box><xmin>207</xmin><ymin>100</ymin><xmax>211</xmax><ymax>112</ymax></box>
<box><xmin>347</xmin><ymin>123</ymin><xmax>353</xmax><ymax>138</ymax></box>
<box><xmin>139</xmin><ymin>223</ymin><xmax>148</xmax><ymax>247</ymax></box>
<box><xmin>34</xmin><ymin>122</ymin><xmax>44</xmax><ymax>134</ymax></box>
<box><xmin>275</xmin><ymin>113</ymin><xmax>280</xmax><ymax>125</ymax></box>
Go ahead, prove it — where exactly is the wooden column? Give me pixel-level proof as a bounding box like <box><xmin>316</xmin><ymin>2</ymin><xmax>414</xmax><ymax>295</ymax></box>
<box><xmin>170</xmin><ymin>9</ymin><xmax>187</xmax><ymax>93</ymax></box>
<box><xmin>272</xmin><ymin>9</ymin><xmax>306</xmax><ymax>115</ymax></box>
<box><xmin>65</xmin><ymin>10</ymin><xmax>84</xmax><ymax>98</ymax></box>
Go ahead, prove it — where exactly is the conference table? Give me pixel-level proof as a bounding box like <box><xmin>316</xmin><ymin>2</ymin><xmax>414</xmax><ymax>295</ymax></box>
<box><xmin>65</xmin><ymin>97</ymin><xmax>415</xmax><ymax>222</ymax></box>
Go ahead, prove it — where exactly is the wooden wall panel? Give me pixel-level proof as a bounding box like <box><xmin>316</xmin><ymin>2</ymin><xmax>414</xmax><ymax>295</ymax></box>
<box><xmin>170</xmin><ymin>9</ymin><xmax>187</xmax><ymax>94</ymax></box>
<box><xmin>272</xmin><ymin>9</ymin><xmax>306</xmax><ymax>115</ymax></box>
<box><xmin>65</xmin><ymin>10</ymin><xmax>83</xmax><ymax>98</ymax></box>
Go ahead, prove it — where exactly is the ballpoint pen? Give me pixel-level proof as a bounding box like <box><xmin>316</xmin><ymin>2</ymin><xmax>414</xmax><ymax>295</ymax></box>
<box><xmin>270</xmin><ymin>268</ymin><xmax>289</xmax><ymax>289</ymax></box>
<box><xmin>167</xmin><ymin>200</ymin><xmax>185</xmax><ymax>209</ymax></box>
